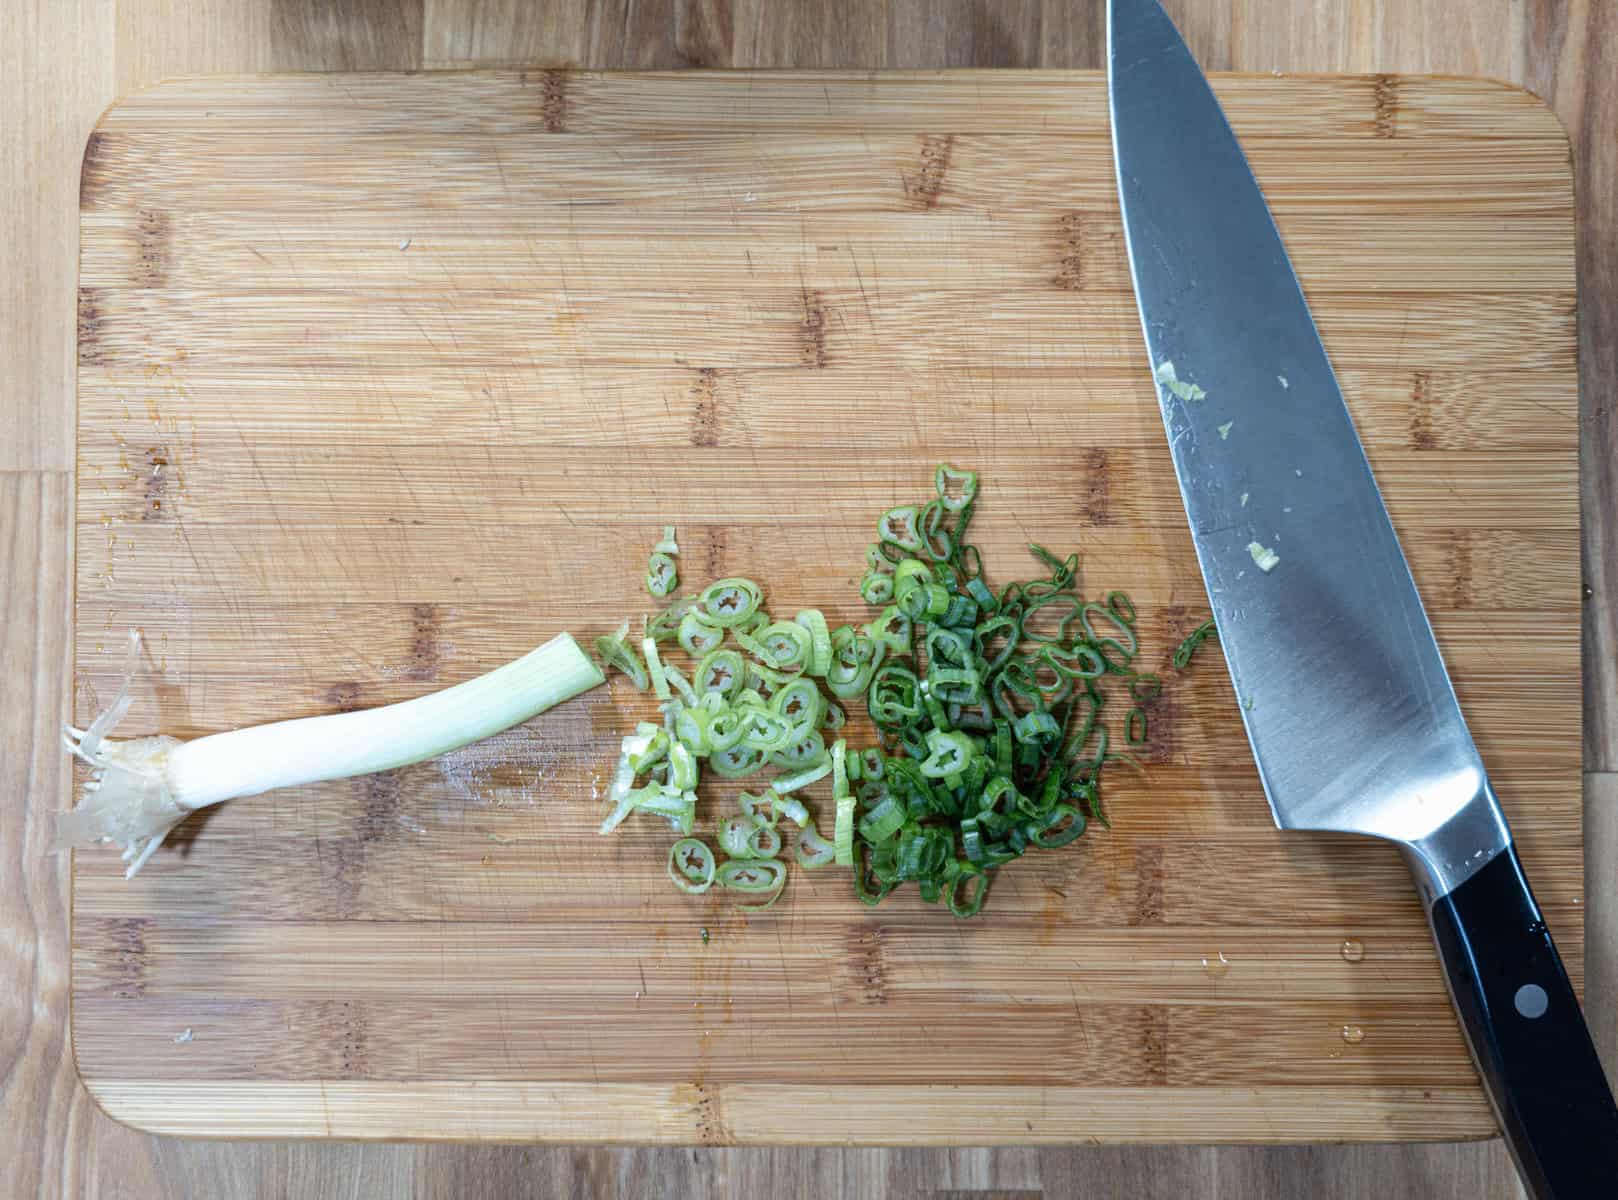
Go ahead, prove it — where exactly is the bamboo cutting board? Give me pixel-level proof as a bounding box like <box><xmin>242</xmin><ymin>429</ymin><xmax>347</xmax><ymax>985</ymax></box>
<box><xmin>71</xmin><ymin>71</ymin><xmax>1580</xmax><ymax>1144</ymax></box>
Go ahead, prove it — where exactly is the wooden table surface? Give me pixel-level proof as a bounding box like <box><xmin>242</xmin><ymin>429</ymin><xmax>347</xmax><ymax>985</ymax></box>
<box><xmin>3</xmin><ymin>2</ymin><xmax>1612</xmax><ymax>1197</ymax></box>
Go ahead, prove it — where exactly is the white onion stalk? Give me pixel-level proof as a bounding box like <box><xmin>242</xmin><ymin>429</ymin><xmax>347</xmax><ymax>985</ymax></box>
<box><xmin>60</xmin><ymin>630</ymin><xmax>605</xmax><ymax>877</ymax></box>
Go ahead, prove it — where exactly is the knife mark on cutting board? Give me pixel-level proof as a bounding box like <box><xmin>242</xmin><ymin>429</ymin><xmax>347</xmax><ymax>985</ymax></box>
<box><xmin>1081</xmin><ymin>448</ymin><xmax>1112</xmax><ymax>526</ymax></box>
<box><xmin>1132</xmin><ymin>845</ymin><xmax>1165</xmax><ymax>926</ymax></box>
<box><xmin>846</xmin><ymin>924</ymin><xmax>888</xmax><ymax>1005</ymax></box>
<box><xmin>1054</xmin><ymin>212</ymin><xmax>1085</xmax><ymax>290</ymax></box>
<box><xmin>799</xmin><ymin>288</ymin><xmax>829</xmax><ymax>367</ymax></box>
<box><xmin>135</xmin><ymin>209</ymin><xmax>172</xmax><ymax>288</ymax></box>
<box><xmin>535</xmin><ymin>69</ymin><xmax>567</xmax><ymax>133</ymax></box>
<box><xmin>690</xmin><ymin>367</ymin><xmax>721</xmax><ymax>446</ymax></box>
<box><xmin>1373</xmin><ymin>74</ymin><xmax>1399</xmax><ymax>139</ymax></box>
<box><xmin>1445</xmin><ymin>530</ymin><xmax>1474</xmax><ymax>609</ymax></box>
<box><xmin>1140</xmin><ymin>1006</ymin><xmax>1170</xmax><ymax>1083</ymax></box>
<box><xmin>406</xmin><ymin>603</ymin><xmax>441</xmax><ymax>682</ymax></box>
<box><xmin>1409</xmin><ymin>370</ymin><xmax>1438</xmax><ymax>449</ymax></box>
<box><xmin>77</xmin><ymin>287</ymin><xmax>110</xmax><ymax>366</ymax></box>
<box><xmin>902</xmin><ymin>134</ymin><xmax>954</xmax><ymax>209</ymax></box>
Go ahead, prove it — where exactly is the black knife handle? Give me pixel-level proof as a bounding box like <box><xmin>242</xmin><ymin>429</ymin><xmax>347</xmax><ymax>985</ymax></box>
<box><xmin>1429</xmin><ymin>845</ymin><xmax>1618</xmax><ymax>1196</ymax></box>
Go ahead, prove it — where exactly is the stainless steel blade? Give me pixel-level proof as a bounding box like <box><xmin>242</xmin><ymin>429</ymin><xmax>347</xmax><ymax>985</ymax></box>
<box><xmin>1106</xmin><ymin>0</ymin><xmax>1508</xmax><ymax>900</ymax></box>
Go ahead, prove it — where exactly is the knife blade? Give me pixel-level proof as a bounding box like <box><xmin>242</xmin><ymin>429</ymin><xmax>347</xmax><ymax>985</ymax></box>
<box><xmin>1106</xmin><ymin>0</ymin><xmax>1618</xmax><ymax>1192</ymax></box>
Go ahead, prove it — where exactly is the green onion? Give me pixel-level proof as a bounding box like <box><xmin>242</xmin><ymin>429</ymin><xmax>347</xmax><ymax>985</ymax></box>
<box><xmin>720</xmin><ymin>813</ymin><xmax>759</xmax><ymax>858</ymax></box>
<box><xmin>717</xmin><ymin>858</ymin><xmax>787</xmax><ymax>910</ymax></box>
<box><xmin>594</xmin><ymin>620</ymin><xmax>649</xmax><ymax>689</ymax></box>
<box><xmin>833</xmin><ymin>795</ymin><xmax>856</xmax><ymax>866</ymax></box>
<box><xmin>773</xmin><ymin>759</ymin><xmax>832</xmax><ymax>793</ymax></box>
<box><xmin>646</xmin><ymin>552</ymin><xmax>678</xmax><ymax>598</ymax></box>
<box><xmin>1172</xmin><ymin>619</ymin><xmax>1218</xmax><ymax>669</ymax></box>
<box><xmin>678</xmin><ymin>610</ymin><xmax>726</xmax><ymax>656</ymax></box>
<box><xmin>643</xmin><ymin>637</ymin><xmax>671</xmax><ymax>701</ymax></box>
<box><xmin>668</xmin><ymin>838</ymin><xmax>715</xmax><ymax>893</ymax></box>
<box><xmin>772</xmin><ymin>792</ymin><xmax>810</xmax><ymax>826</ymax></box>
<box><xmin>795</xmin><ymin>821</ymin><xmax>836</xmax><ymax>868</ymax></box>
<box><xmin>61</xmin><ymin>631</ymin><xmax>606</xmax><ymax>878</ymax></box>
<box><xmin>596</xmin><ymin>467</ymin><xmax>1156</xmax><ymax>917</ymax></box>
<box><xmin>701</xmin><ymin>578</ymin><xmax>763</xmax><ymax>627</ymax></box>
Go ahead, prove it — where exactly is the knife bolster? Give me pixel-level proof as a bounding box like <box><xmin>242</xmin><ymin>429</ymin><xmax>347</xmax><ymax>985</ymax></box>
<box><xmin>1395</xmin><ymin>775</ymin><xmax>1512</xmax><ymax>906</ymax></box>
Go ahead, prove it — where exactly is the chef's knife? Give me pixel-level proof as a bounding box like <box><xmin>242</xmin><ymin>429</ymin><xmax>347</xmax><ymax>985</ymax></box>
<box><xmin>1106</xmin><ymin>1</ymin><xmax>1618</xmax><ymax>1193</ymax></box>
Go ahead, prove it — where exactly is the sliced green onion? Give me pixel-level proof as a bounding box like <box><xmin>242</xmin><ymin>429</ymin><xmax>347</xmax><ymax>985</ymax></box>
<box><xmin>772</xmin><ymin>792</ymin><xmax>810</xmax><ymax>827</ymax></box>
<box><xmin>642</xmin><ymin>637</ymin><xmax>671</xmax><ymax>700</ymax></box>
<box><xmin>768</xmin><ymin>729</ymin><xmax>825</xmax><ymax>769</ymax></box>
<box><xmin>695</xmin><ymin>648</ymin><xmax>746</xmax><ymax>701</ymax></box>
<box><xmin>879</xmin><ymin>505</ymin><xmax>923</xmax><ymax>551</ymax></box>
<box><xmin>709</xmin><ymin>742</ymin><xmax>766</xmax><ymax>778</ymax></box>
<box><xmin>857</xmin><ymin>795</ymin><xmax>905</xmax><ymax>843</ymax></box>
<box><xmin>720</xmin><ymin>813</ymin><xmax>759</xmax><ymax>858</ymax></box>
<box><xmin>701</xmin><ymin>577</ymin><xmax>763</xmax><ymax>627</ymax></box>
<box><xmin>934</xmin><ymin>463</ymin><xmax>978</xmax><ymax>512</ymax></box>
<box><xmin>795</xmin><ymin>609</ymin><xmax>833</xmax><ymax>676</ymax></box>
<box><xmin>678</xmin><ymin>609</ymin><xmax>725</xmax><ymax>656</ymax></box>
<box><xmin>747</xmin><ymin>823</ymin><xmax>783</xmax><ymax>859</ymax></box>
<box><xmin>752</xmin><ymin>620</ymin><xmax>812</xmax><ymax>671</ymax></box>
<box><xmin>738</xmin><ymin>790</ymin><xmax>779</xmax><ymax>827</ymax></box>
<box><xmin>795</xmin><ymin>821</ymin><xmax>837</xmax><ymax>869</ymax></box>
<box><xmin>831</xmin><ymin>738</ymin><xmax>850</xmax><ymax>800</ymax></box>
<box><xmin>1129</xmin><ymin>674</ymin><xmax>1162</xmax><ymax>703</ymax></box>
<box><xmin>594</xmin><ymin>620</ymin><xmax>649</xmax><ymax>689</ymax></box>
<box><xmin>860</xmin><ymin>570</ymin><xmax>895</xmax><ymax>604</ymax></box>
<box><xmin>773</xmin><ymin>759</ymin><xmax>831</xmax><ymax>793</ymax></box>
<box><xmin>833</xmin><ymin>795</ymin><xmax>856</xmax><ymax>866</ymax></box>
<box><xmin>646</xmin><ymin>552</ymin><xmax>679</xmax><ymax>598</ymax></box>
<box><xmin>1173</xmin><ymin>619</ymin><xmax>1218</xmax><ymax>670</ymax></box>
<box><xmin>717</xmin><ymin>858</ymin><xmax>787</xmax><ymax>909</ymax></box>
<box><xmin>666</xmin><ymin>741</ymin><xmax>699</xmax><ymax>790</ymax></box>
<box><xmin>668</xmin><ymin>838</ymin><xmax>715</xmax><ymax>893</ymax></box>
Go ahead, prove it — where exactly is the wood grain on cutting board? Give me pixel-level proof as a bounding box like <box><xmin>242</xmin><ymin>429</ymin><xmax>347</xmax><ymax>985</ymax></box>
<box><xmin>71</xmin><ymin>70</ymin><xmax>1578</xmax><ymax>1143</ymax></box>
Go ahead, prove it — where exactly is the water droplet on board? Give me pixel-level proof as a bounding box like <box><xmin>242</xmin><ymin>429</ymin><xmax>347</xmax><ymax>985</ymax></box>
<box><xmin>1340</xmin><ymin>938</ymin><xmax>1365</xmax><ymax>963</ymax></box>
<box><xmin>1342</xmin><ymin>1025</ymin><xmax>1365</xmax><ymax>1044</ymax></box>
<box><xmin>1202</xmin><ymin>951</ymin><xmax>1230</xmax><ymax>978</ymax></box>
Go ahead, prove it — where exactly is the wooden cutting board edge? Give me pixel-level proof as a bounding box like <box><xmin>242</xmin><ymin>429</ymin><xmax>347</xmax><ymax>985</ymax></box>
<box><xmin>67</xmin><ymin>67</ymin><xmax>1578</xmax><ymax>1146</ymax></box>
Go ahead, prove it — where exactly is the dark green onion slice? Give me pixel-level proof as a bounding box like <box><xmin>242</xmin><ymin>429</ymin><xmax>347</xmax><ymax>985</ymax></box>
<box><xmin>934</xmin><ymin>463</ymin><xmax>979</xmax><ymax>512</ymax></box>
<box><xmin>1128</xmin><ymin>673</ymin><xmax>1162</xmax><ymax>703</ymax></box>
<box><xmin>879</xmin><ymin>505</ymin><xmax>924</xmax><ymax>551</ymax></box>
<box><xmin>1173</xmin><ymin>618</ymin><xmax>1218</xmax><ymax>669</ymax></box>
<box><xmin>1126</xmin><ymin>706</ymin><xmax>1148</xmax><ymax>746</ymax></box>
